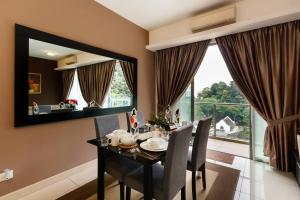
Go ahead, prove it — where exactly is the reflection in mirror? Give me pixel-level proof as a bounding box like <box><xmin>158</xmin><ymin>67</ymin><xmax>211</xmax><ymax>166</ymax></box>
<box><xmin>28</xmin><ymin>39</ymin><xmax>133</xmax><ymax>115</ymax></box>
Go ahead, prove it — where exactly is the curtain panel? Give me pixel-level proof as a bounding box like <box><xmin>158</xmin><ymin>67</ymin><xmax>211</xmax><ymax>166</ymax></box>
<box><xmin>77</xmin><ymin>60</ymin><xmax>116</xmax><ymax>106</ymax></box>
<box><xmin>155</xmin><ymin>40</ymin><xmax>210</xmax><ymax>112</ymax></box>
<box><xmin>61</xmin><ymin>69</ymin><xmax>75</xmax><ymax>99</ymax></box>
<box><xmin>216</xmin><ymin>20</ymin><xmax>300</xmax><ymax>171</ymax></box>
<box><xmin>120</xmin><ymin>60</ymin><xmax>134</xmax><ymax>93</ymax></box>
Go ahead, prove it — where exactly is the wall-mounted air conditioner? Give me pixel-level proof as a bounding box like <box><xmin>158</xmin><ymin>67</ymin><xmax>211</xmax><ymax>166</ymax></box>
<box><xmin>191</xmin><ymin>4</ymin><xmax>236</xmax><ymax>32</ymax></box>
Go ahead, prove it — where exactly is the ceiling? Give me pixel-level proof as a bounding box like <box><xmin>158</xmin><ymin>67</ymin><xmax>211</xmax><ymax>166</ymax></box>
<box><xmin>29</xmin><ymin>39</ymin><xmax>83</xmax><ymax>60</ymax></box>
<box><xmin>95</xmin><ymin>0</ymin><xmax>233</xmax><ymax>30</ymax></box>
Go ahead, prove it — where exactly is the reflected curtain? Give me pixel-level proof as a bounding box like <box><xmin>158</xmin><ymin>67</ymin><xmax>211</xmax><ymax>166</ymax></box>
<box><xmin>77</xmin><ymin>60</ymin><xmax>116</xmax><ymax>106</ymax></box>
<box><xmin>120</xmin><ymin>61</ymin><xmax>134</xmax><ymax>93</ymax></box>
<box><xmin>155</xmin><ymin>40</ymin><xmax>210</xmax><ymax>112</ymax></box>
<box><xmin>216</xmin><ymin>20</ymin><xmax>300</xmax><ymax>171</ymax></box>
<box><xmin>61</xmin><ymin>69</ymin><xmax>75</xmax><ymax>99</ymax></box>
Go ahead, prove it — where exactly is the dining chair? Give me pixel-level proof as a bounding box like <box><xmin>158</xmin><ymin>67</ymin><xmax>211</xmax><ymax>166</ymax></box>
<box><xmin>126</xmin><ymin>111</ymin><xmax>145</xmax><ymax>132</ymax></box>
<box><xmin>124</xmin><ymin>124</ymin><xmax>193</xmax><ymax>200</ymax></box>
<box><xmin>94</xmin><ymin>114</ymin><xmax>142</xmax><ymax>200</ymax></box>
<box><xmin>187</xmin><ymin>117</ymin><xmax>212</xmax><ymax>200</ymax></box>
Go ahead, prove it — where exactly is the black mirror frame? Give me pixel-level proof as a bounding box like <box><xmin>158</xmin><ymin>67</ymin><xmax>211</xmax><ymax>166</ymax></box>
<box><xmin>15</xmin><ymin>24</ymin><xmax>137</xmax><ymax>127</ymax></box>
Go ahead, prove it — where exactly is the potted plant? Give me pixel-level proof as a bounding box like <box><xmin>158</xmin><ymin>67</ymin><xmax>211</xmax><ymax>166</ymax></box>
<box><xmin>148</xmin><ymin>112</ymin><xmax>170</xmax><ymax>131</ymax></box>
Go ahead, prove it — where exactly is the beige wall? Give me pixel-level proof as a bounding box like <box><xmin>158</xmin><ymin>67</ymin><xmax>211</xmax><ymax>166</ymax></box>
<box><xmin>0</xmin><ymin>0</ymin><xmax>154</xmax><ymax>196</ymax></box>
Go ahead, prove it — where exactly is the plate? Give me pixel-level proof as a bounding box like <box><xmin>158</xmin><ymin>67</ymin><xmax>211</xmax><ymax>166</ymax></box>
<box><xmin>140</xmin><ymin>141</ymin><xmax>168</xmax><ymax>152</ymax></box>
<box><xmin>119</xmin><ymin>143</ymin><xmax>138</xmax><ymax>149</ymax></box>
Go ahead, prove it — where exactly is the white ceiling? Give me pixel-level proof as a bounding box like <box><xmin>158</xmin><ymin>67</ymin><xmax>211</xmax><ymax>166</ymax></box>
<box><xmin>29</xmin><ymin>39</ymin><xmax>83</xmax><ymax>60</ymax></box>
<box><xmin>95</xmin><ymin>0</ymin><xmax>233</xmax><ymax>30</ymax></box>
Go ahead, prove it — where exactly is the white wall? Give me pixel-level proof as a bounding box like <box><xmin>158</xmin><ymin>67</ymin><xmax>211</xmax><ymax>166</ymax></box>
<box><xmin>148</xmin><ymin>0</ymin><xmax>300</xmax><ymax>51</ymax></box>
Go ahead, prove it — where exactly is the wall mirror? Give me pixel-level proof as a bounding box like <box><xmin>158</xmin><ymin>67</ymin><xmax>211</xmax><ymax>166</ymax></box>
<box><xmin>15</xmin><ymin>24</ymin><xmax>137</xmax><ymax>127</ymax></box>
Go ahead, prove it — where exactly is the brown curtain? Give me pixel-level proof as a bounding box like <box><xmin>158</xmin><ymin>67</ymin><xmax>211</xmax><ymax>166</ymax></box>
<box><xmin>155</xmin><ymin>40</ymin><xmax>210</xmax><ymax>112</ymax></box>
<box><xmin>61</xmin><ymin>69</ymin><xmax>75</xmax><ymax>99</ymax></box>
<box><xmin>77</xmin><ymin>60</ymin><xmax>116</xmax><ymax>106</ymax></box>
<box><xmin>120</xmin><ymin>60</ymin><xmax>134</xmax><ymax>93</ymax></box>
<box><xmin>216</xmin><ymin>20</ymin><xmax>300</xmax><ymax>171</ymax></box>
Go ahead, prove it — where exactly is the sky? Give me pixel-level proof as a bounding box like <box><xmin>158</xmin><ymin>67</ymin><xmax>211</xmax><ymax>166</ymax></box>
<box><xmin>194</xmin><ymin>45</ymin><xmax>233</xmax><ymax>96</ymax></box>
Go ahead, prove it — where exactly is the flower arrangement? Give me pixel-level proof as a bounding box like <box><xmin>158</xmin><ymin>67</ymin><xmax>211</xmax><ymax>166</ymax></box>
<box><xmin>64</xmin><ymin>99</ymin><xmax>78</xmax><ymax>109</ymax></box>
<box><xmin>148</xmin><ymin>112</ymin><xmax>170</xmax><ymax>130</ymax></box>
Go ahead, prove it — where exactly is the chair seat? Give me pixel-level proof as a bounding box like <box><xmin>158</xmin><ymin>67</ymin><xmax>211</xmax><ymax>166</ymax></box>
<box><xmin>106</xmin><ymin>155</ymin><xmax>142</xmax><ymax>182</ymax></box>
<box><xmin>124</xmin><ymin>163</ymin><xmax>164</xmax><ymax>200</ymax></box>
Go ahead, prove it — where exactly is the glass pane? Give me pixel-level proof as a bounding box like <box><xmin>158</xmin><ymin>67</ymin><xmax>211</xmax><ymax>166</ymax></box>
<box><xmin>172</xmin><ymin>85</ymin><xmax>191</xmax><ymax>122</ymax></box>
<box><xmin>68</xmin><ymin>71</ymin><xmax>87</xmax><ymax>110</ymax></box>
<box><xmin>102</xmin><ymin>62</ymin><xmax>132</xmax><ymax>108</ymax></box>
<box><xmin>215</xmin><ymin>104</ymin><xmax>250</xmax><ymax>142</ymax></box>
<box><xmin>252</xmin><ymin>109</ymin><xmax>269</xmax><ymax>162</ymax></box>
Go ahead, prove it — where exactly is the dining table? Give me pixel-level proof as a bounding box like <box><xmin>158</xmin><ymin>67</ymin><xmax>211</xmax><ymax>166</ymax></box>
<box><xmin>87</xmin><ymin>132</ymin><xmax>168</xmax><ymax>200</ymax></box>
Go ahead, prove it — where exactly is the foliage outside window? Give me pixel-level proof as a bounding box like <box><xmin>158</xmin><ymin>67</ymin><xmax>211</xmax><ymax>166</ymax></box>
<box><xmin>102</xmin><ymin>62</ymin><xmax>132</xmax><ymax>108</ymax></box>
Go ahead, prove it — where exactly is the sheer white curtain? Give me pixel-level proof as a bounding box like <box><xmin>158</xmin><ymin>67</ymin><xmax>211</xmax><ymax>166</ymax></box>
<box><xmin>67</xmin><ymin>70</ymin><xmax>87</xmax><ymax>110</ymax></box>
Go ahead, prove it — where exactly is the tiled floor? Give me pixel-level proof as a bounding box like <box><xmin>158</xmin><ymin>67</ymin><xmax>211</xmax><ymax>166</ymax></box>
<box><xmin>208</xmin><ymin>138</ymin><xmax>250</xmax><ymax>158</ymax></box>
<box><xmin>208</xmin><ymin>156</ymin><xmax>300</xmax><ymax>200</ymax></box>
<box><xmin>2</xmin><ymin>157</ymin><xmax>299</xmax><ymax>200</ymax></box>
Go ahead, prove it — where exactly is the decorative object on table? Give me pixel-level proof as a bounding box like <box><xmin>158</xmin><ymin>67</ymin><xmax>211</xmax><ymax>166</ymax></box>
<box><xmin>148</xmin><ymin>112</ymin><xmax>169</xmax><ymax>130</ymax></box>
<box><xmin>129</xmin><ymin>108</ymin><xmax>138</xmax><ymax>133</ymax></box>
<box><xmin>59</xmin><ymin>101</ymin><xmax>65</xmax><ymax>108</ymax></box>
<box><xmin>88</xmin><ymin>100</ymin><xmax>100</xmax><ymax>108</ymax></box>
<box><xmin>120</xmin><ymin>133</ymin><xmax>136</xmax><ymax>146</ymax></box>
<box><xmin>32</xmin><ymin>101</ymin><xmax>39</xmax><ymax>115</ymax></box>
<box><xmin>28</xmin><ymin>73</ymin><xmax>41</xmax><ymax>94</ymax></box>
<box><xmin>164</xmin><ymin>105</ymin><xmax>173</xmax><ymax>123</ymax></box>
<box><xmin>175</xmin><ymin>108</ymin><xmax>180</xmax><ymax>123</ymax></box>
<box><xmin>107</xmin><ymin>134</ymin><xmax>120</xmax><ymax>146</ymax></box>
<box><xmin>64</xmin><ymin>99</ymin><xmax>78</xmax><ymax>110</ymax></box>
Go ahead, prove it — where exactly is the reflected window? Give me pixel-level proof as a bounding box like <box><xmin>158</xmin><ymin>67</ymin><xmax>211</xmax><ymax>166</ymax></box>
<box><xmin>103</xmin><ymin>62</ymin><xmax>132</xmax><ymax>108</ymax></box>
<box><xmin>67</xmin><ymin>70</ymin><xmax>87</xmax><ymax>110</ymax></box>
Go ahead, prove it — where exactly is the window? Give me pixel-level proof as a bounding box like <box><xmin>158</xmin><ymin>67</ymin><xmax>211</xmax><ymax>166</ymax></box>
<box><xmin>68</xmin><ymin>62</ymin><xmax>132</xmax><ymax>109</ymax></box>
<box><xmin>68</xmin><ymin>70</ymin><xmax>87</xmax><ymax>110</ymax></box>
<box><xmin>102</xmin><ymin>62</ymin><xmax>132</xmax><ymax>108</ymax></box>
<box><xmin>174</xmin><ymin>45</ymin><xmax>250</xmax><ymax>141</ymax></box>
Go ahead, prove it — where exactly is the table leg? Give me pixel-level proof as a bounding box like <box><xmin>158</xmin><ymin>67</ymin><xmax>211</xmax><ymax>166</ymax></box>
<box><xmin>144</xmin><ymin>164</ymin><xmax>153</xmax><ymax>200</ymax></box>
<box><xmin>97</xmin><ymin>147</ymin><xmax>105</xmax><ymax>200</ymax></box>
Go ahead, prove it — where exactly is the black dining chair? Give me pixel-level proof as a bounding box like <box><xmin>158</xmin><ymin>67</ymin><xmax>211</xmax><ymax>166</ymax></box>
<box><xmin>126</xmin><ymin>111</ymin><xmax>145</xmax><ymax>132</ymax></box>
<box><xmin>94</xmin><ymin>114</ymin><xmax>142</xmax><ymax>200</ymax></box>
<box><xmin>124</xmin><ymin>124</ymin><xmax>193</xmax><ymax>200</ymax></box>
<box><xmin>187</xmin><ymin>117</ymin><xmax>212</xmax><ymax>200</ymax></box>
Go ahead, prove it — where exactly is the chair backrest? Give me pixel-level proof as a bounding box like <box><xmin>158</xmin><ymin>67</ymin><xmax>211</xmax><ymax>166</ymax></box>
<box><xmin>191</xmin><ymin>117</ymin><xmax>212</xmax><ymax>170</ymax></box>
<box><xmin>39</xmin><ymin>105</ymin><xmax>51</xmax><ymax>114</ymax></box>
<box><xmin>163</xmin><ymin>124</ymin><xmax>193</xmax><ymax>200</ymax></box>
<box><xmin>126</xmin><ymin>111</ymin><xmax>145</xmax><ymax>131</ymax></box>
<box><xmin>94</xmin><ymin>114</ymin><xmax>120</xmax><ymax>138</ymax></box>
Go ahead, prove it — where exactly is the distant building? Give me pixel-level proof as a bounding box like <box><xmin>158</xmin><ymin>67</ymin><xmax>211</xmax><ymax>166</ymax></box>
<box><xmin>216</xmin><ymin>116</ymin><xmax>236</xmax><ymax>132</ymax></box>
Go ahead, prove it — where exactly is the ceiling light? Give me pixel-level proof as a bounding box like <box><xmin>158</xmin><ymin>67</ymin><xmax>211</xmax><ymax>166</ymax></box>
<box><xmin>43</xmin><ymin>50</ymin><xmax>58</xmax><ymax>57</ymax></box>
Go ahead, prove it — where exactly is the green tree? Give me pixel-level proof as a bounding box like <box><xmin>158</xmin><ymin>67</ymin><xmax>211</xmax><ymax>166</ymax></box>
<box><xmin>110</xmin><ymin>65</ymin><xmax>131</xmax><ymax>97</ymax></box>
<box><xmin>195</xmin><ymin>81</ymin><xmax>249</xmax><ymax>126</ymax></box>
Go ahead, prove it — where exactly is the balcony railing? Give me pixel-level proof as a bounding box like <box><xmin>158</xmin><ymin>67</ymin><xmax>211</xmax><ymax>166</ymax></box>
<box><xmin>194</xmin><ymin>102</ymin><xmax>251</xmax><ymax>144</ymax></box>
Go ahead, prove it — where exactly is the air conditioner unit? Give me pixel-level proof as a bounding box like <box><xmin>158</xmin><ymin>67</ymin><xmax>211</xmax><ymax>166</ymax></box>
<box><xmin>58</xmin><ymin>54</ymin><xmax>77</xmax><ymax>67</ymax></box>
<box><xmin>191</xmin><ymin>4</ymin><xmax>236</xmax><ymax>32</ymax></box>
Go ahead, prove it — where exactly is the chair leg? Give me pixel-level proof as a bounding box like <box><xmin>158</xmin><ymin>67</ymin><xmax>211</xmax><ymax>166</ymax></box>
<box><xmin>192</xmin><ymin>171</ymin><xmax>196</xmax><ymax>200</ymax></box>
<box><xmin>201</xmin><ymin>164</ymin><xmax>206</xmax><ymax>189</ymax></box>
<box><xmin>126</xmin><ymin>187</ymin><xmax>131</xmax><ymax>200</ymax></box>
<box><xmin>181</xmin><ymin>185</ymin><xmax>186</xmax><ymax>200</ymax></box>
<box><xmin>119</xmin><ymin>181</ymin><xmax>125</xmax><ymax>200</ymax></box>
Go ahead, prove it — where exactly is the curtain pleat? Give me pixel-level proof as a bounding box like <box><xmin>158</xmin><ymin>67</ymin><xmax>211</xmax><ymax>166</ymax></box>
<box><xmin>155</xmin><ymin>40</ymin><xmax>210</xmax><ymax>112</ymax></box>
<box><xmin>120</xmin><ymin>60</ymin><xmax>134</xmax><ymax>93</ymax></box>
<box><xmin>77</xmin><ymin>60</ymin><xmax>116</xmax><ymax>106</ymax></box>
<box><xmin>216</xmin><ymin>20</ymin><xmax>300</xmax><ymax>171</ymax></box>
<box><xmin>61</xmin><ymin>69</ymin><xmax>75</xmax><ymax>99</ymax></box>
